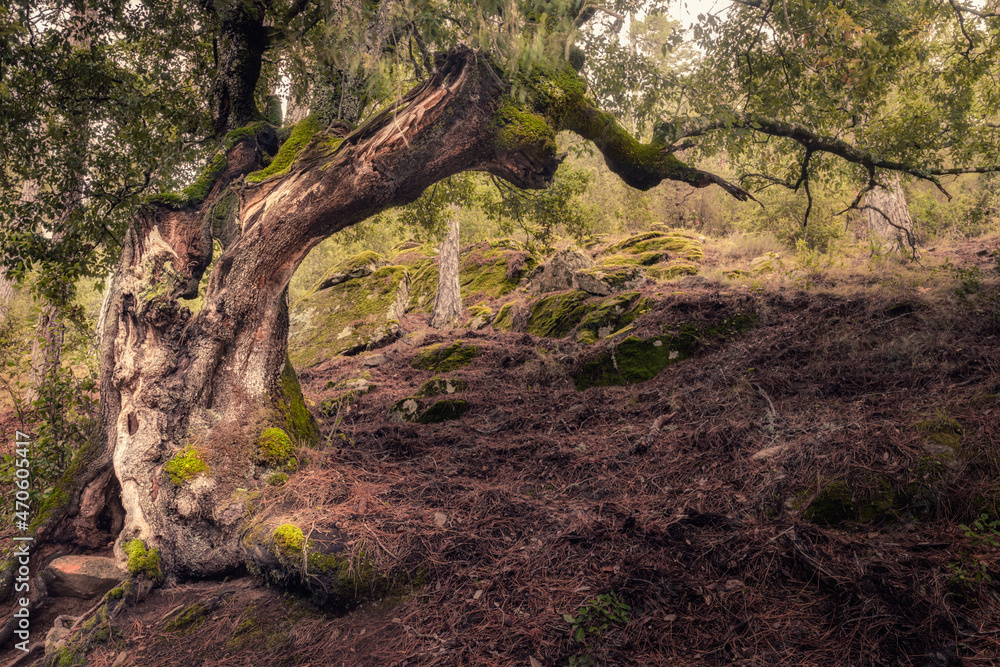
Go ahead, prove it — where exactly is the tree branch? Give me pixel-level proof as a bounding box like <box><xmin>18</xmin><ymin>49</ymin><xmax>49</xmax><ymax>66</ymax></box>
<box><xmin>667</xmin><ymin>112</ymin><xmax>1000</xmax><ymax>199</ymax></box>
<box><xmin>523</xmin><ymin>64</ymin><xmax>758</xmax><ymax>202</ymax></box>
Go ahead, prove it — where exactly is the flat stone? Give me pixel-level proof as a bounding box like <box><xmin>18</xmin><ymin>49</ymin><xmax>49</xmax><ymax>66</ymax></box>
<box><xmin>361</xmin><ymin>354</ymin><xmax>387</xmax><ymax>367</ymax></box>
<box><xmin>42</xmin><ymin>555</ymin><xmax>126</xmax><ymax>599</ymax></box>
<box><xmin>342</xmin><ymin>378</ymin><xmax>373</xmax><ymax>392</ymax></box>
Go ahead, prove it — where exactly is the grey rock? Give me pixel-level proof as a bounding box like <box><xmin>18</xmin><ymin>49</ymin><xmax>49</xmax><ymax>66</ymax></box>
<box><xmin>361</xmin><ymin>354</ymin><xmax>387</xmax><ymax>367</ymax></box>
<box><xmin>571</xmin><ymin>266</ymin><xmax>646</xmax><ymax>296</ymax></box>
<box><xmin>530</xmin><ymin>248</ymin><xmax>594</xmax><ymax>295</ymax></box>
<box><xmin>42</xmin><ymin>556</ymin><xmax>126</xmax><ymax>599</ymax></box>
<box><xmin>44</xmin><ymin>615</ymin><xmax>78</xmax><ymax>656</ymax></box>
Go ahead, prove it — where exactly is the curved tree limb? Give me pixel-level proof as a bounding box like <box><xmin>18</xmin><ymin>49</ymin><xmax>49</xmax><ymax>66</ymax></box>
<box><xmin>516</xmin><ymin>62</ymin><xmax>758</xmax><ymax>202</ymax></box>
<box><xmin>663</xmin><ymin>112</ymin><xmax>1000</xmax><ymax>199</ymax></box>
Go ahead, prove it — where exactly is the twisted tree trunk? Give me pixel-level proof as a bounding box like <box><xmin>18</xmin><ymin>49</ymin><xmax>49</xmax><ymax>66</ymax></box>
<box><xmin>5</xmin><ymin>41</ymin><xmax>751</xmax><ymax>608</ymax></box>
<box><xmin>96</xmin><ymin>49</ymin><xmax>561</xmax><ymax>581</ymax></box>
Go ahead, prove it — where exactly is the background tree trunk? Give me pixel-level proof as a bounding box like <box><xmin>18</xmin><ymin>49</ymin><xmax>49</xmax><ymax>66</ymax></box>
<box><xmin>861</xmin><ymin>173</ymin><xmax>918</xmax><ymax>259</ymax></box>
<box><xmin>430</xmin><ymin>205</ymin><xmax>463</xmax><ymax>329</ymax></box>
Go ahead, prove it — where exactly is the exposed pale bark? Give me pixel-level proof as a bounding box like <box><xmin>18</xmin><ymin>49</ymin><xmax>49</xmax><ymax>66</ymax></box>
<box><xmin>430</xmin><ymin>205</ymin><xmax>463</xmax><ymax>329</ymax></box>
<box><xmin>860</xmin><ymin>173</ymin><xmax>918</xmax><ymax>259</ymax></box>
<box><xmin>0</xmin><ymin>276</ymin><xmax>12</xmax><ymax>321</ymax></box>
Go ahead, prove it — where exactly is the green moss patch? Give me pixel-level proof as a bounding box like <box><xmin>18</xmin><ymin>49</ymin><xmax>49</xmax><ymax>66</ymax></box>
<box><xmin>289</xmin><ymin>264</ymin><xmax>409</xmax><ymax>365</ymax></box>
<box><xmin>604</xmin><ymin>230</ymin><xmax>705</xmax><ymax>261</ymax></box>
<box><xmin>915</xmin><ymin>414</ymin><xmax>964</xmax><ymax>459</ymax></box>
<box><xmin>800</xmin><ymin>476</ymin><xmax>911</xmax><ymax>527</ymax></box>
<box><xmin>272</xmin><ymin>524</ymin><xmax>305</xmax><ymax>556</ymax></box>
<box><xmin>575</xmin><ymin>314</ymin><xmax>757</xmax><ymax>389</ymax></box>
<box><xmin>461</xmin><ymin>241</ymin><xmax>537</xmax><ymax>301</ymax></box>
<box><xmin>406</xmin><ymin>260</ymin><xmax>439</xmax><ymax>313</ymax></box>
<box><xmin>599</xmin><ymin>254</ymin><xmax>641</xmax><ymax>268</ymax></box>
<box><xmin>163</xmin><ymin>445</ymin><xmax>209</xmax><ymax>487</ymax></box>
<box><xmin>124</xmin><ymin>539</ymin><xmax>163</xmax><ymax>582</ymax></box>
<box><xmin>390</xmin><ymin>397</ymin><xmax>470</xmax><ymax>423</ymax></box>
<box><xmin>267</xmin><ymin>472</ymin><xmax>289</xmax><ymax>487</ymax></box>
<box><xmin>410</xmin><ymin>341</ymin><xmax>478</xmax><ymax>372</ymax></box>
<box><xmin>255</xmin><ymin>428</ymin><xmax>298</xmax><ymax>472</ymax></box>
<box><xmin>527</xmin><ymin>290</ymin><xmax>594</xmax><ymax>338</ymax></box>
<box><xmin>493</xmin><ymin>103</ymin><xmax>557</xmax><ymax>154</ymax></box>
<box><xmin>277</xmin><ymin>359</ymin><xmax>320</xmax><ymax>445</ymax></box>
<box><xmin>165</xmin><ymin>603</ymin><xmax>209</xmax><ymax>633</ymax></box>
<box><xmin>576</xmin><ymin>292</ymin><xmax>649</xmax><ymax>343</ymax></box>
<box><xmin>418</xmin><ymin>399</ymin><xmax>470</xmax><ymax>423</ymax></box>
<box><xmin>803</xmin><ymin>481</ymin><xmax>855</xmax><ymax>526</ymax></box>
<box><xmin>246</xmin><ymin>115</ymin><xmax>321</xmax><ymax>183</ymax></box>
<box><xmin>647</xmin><ymin>261</ymin><xmax>700</xmax><ymax>281</ymax></box>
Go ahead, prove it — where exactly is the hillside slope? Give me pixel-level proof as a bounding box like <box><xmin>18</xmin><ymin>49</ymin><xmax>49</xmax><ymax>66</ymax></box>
<box><xmin>3</xmin><ymin>237</ymin><xmax>1000</xmax><ymax>667</ymax></box>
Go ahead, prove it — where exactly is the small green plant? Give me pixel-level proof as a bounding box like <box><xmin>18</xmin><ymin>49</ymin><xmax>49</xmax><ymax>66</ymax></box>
<box><xmin>945</xmin><ymin>260</ymin><xmax>984</xmax><ymax>299</ymax></box>
<box><xmin>947</xmin><ymin>513</ymin><xmax>999</xmax><ymax>588</ymax></box>
<box><xmin>960</xmin><ymin>513</ymin><xmax>1000</xmax><ymax>549</ymax></box>
<box><xmin>563</xmin><ymin>591</ymin><xmax>631</xmax><ymax>664</ymax></box>
<box><xmin>946</xmin><ymin>559</ymin><xmax>991</xmax><ymax>587</ymax></box>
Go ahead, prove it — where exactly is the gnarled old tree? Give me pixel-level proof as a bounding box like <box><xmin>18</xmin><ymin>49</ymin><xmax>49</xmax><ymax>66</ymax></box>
<box><xmin>4</xmin><ymin>0</ymin><xmax>1000</xmax><ymax>634</ymax></box>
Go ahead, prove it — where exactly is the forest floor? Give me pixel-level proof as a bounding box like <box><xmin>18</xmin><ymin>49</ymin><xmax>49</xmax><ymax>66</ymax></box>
<box><xmin>3</xmin><ymin>235</ymin><xmax>1000</xmax><ymax>666</ymax></box>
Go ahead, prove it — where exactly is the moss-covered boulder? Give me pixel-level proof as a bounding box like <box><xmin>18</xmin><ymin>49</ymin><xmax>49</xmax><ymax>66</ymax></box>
<box><xmin>647</xmin><ymin>260</ymin><xmax>700</xmax><ymax>281</ymax></box>
<box><xmin>575</xmin><ymin>314</ymin><xmax>757</xmax><ymax>388</ymax></box>
<box><xmin>576</xmin><ymin>292</ymin><xmax>650</xmax><ymax>344</ymax></box>
<box><xmin>802</xmin><ymin>481</ymin><xmax>855</xmax><ymax>526</ymax></box>
<box><xmin>605</xmin><ymin>230</ymin><xmax>705</xmax><ymax>261</ymax></box>
<box><xmin>915</xmin><ymin>414</ymin><xmax>963</xmax><ymax>460</ymax></box>
<box><xmin>461</xmin><ymin>240</ymin><xmax>536</xmax><ymax>301</ymax></box>
<box><xmin>315</xmin><ymin>251</ymin><xmax>386</xmax><ymax>290</ymax></box>
<box><xmin>258</xmin><ymin>521</ymin><xmax>410</xmax><ymax>610</ymax></box>
<box><xmin>493</xmin><ymin>300</ymin><xmax>529</xmax><ymax>332</ymax></box>
<box><xmin>528</xmin><ymin>247</ymin><xmax>595</xmax><ymax>295</ymax></box>
<box><xmin>410</xmin><ymin>340</ymin><xmax>478</xmax><ymax>372</ymax></box>
<box><xmin>465</xmin><ymin>303</ymin><xmax>494</xmax><ymax>330</ymax></box>
<box><xmin>290</xmin><ymin>265</ymin><xmax>410</xmax><ymax>365</ymax></box>
<box><xmin>575</xmin><ymin>335</ymin><xmax>689</xmax><ymax>389</ymax></box>
<box><xmin>526</xmin><ymin>290</ymin><xmax>594</xmax><ymax>338</ymax></box>
<box><xmin>407</xmin><ymin>239</ymin><xmax>537</xmax><ymax>312</ymax></box>
<box><xmin>573</xmin><ymin>264</ymin><xmax>646</xmax><ymax>296</ymax></box>
<box><xmin>389</xmin><ymin>397</ymin><xmax>470</xmax><ymax>423</ymax></box>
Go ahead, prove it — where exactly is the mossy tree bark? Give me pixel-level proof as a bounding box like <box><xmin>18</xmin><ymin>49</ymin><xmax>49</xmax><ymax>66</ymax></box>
<box><xmin>430</xmin><ymin>205</ymin><xmax>463</xmax><ymax>329</ymax></box>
